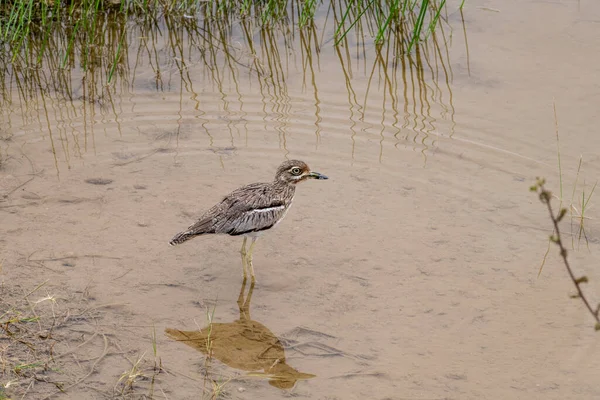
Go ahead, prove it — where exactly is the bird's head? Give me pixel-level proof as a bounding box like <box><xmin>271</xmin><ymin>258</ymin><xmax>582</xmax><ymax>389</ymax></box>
<box><xmin>275</xmin><ymin>160</ymin><xmax>328</xmax><ymax>185</ymax></box>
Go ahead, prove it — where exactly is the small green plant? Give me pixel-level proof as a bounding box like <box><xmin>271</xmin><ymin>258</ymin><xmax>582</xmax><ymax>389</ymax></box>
<box><xmin>204</xmin><ymin>303</ymin><xmax>217</xmax><ymax>358</ymax></box>
<box><xmin>114</xmin><ymin>326</ymin><xmax>164</xmax><ymax>396</ymax></box>
<box><xmin>333</xmin><ymin>0</ymin><xmax>447</xmax><ymax>48</ymax></box>
<box><xmin>209</xmin><ymin>376</ymin><xmax>232</xmax><ymax>399</ymax></box>
<box><xmin>116</xmin><ymin>353</ymin><xmax>146</xmax><ymax>394</ymax></box>
<box><xmin>191</xmin><ymin>301</ymin><xmax>233</xmax><ymax>400</ymax></box>
<box><xmin>0</xmin><ymin>384</ymin><xmax>14</xmax><ymax>400</ymax></box>
<box><xmin>531</xmin><ymin>177</ymin><xmax>600</xmax><ymax>331</ymax></box>
<box><xmin>151</xmin><ymin>325</ymin><xmax>158</xmax><ymax>360</ymax></box>
<box><xmin>567</xmin><ymin>157</ymin><xmax>597</xmax><ymax>249</ymax></box>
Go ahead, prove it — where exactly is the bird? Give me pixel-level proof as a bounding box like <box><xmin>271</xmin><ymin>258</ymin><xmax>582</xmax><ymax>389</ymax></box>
<box><xmin>169</xmin><ymin>160</ymin><xmax>328</xmax><ymax>281</ymax></box>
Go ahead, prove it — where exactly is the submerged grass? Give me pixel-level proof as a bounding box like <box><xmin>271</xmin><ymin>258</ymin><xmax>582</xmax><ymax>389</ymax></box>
<box><xmin>199</xmin><ymin>301</ymin><xmax>233</xmax><ymax>400</ymax></box>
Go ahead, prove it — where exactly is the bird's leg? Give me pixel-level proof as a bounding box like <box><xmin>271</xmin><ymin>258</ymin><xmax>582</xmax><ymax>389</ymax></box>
<box><xmin>237</xmin><ymin>278</ymin><xmax>248</xmax><ymax>319</ymax></box>
<box><xmin>247</xmin><ymin>237</ymin><xmax>258</xmax><ymax>282</ymax></box>
<box><xmin>244</xmin><ymin>280</ymin><xmax>255</xmax><ymax>317</ymax></box>
<box><xmin>240</xmin><ymin>237</ymin><xmax>248</xmax><ymax>280</ymax></box>
<box><xmin>236</xmin><ymin>278</ymin><xmax>255</xmax><ymax>321</ymax></box>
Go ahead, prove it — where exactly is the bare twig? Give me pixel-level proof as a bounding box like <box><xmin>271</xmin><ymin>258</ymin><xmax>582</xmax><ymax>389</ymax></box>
<box><xmin>531</xmin><ymin>178</ymin><xmax>600</xmax><ymax>331</ymax></box>
<box><xmin>23</xmin><ymin>280</ymin><xmax>49</xmax><ymax>298</ymax></box>
<box><xmin>2</xmin><ymin>176</ymin><xmax>36</xmax><ymax>199</ymax></box>
<box><xmin>111</xmin><ymin>148</ymin><xmax>162</xmax><ymax>167</ymax></box>
<box><xmin>28</xmin><ymin>255</ymin><xmax>122</xmax><ymax>262</ymax></box>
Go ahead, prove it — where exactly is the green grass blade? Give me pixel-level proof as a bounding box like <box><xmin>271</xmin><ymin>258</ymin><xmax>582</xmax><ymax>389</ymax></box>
<box><xmin>554</xmin><ymin>101</ymin><xmax>563</xmax><ymax>205</ymax></box>
<box><xmin>299</xmin><ymin>0</ymin><xmax>318</xmax><ymax>27</ymax></box>
<box><xmin>428</xmin><ymin>0</ymin><xmax>446</xmax><ymax>33</ymax></box>
<box><xmin>583</xmin><ymin>180</ymin><xmax>597</xmax><ymax>209</ymax></box>
<box><xmin>333</xmin><ymin>0</ymin><xmax>355</xmax><ymax>39</ymax></box>
<box><xmin>375</xmin><ymin>0</ymin><xmax>400</xmax><ymax>44</ymax></box>
<box><xmin>407</xmin><ymin>0</ymin><xmax>429</xmax><ymax>52</ymax></box>
<box><xmin>334</xmin><ymin>0</ymin><xmax>375</xmax><ymax>46</ymax></box>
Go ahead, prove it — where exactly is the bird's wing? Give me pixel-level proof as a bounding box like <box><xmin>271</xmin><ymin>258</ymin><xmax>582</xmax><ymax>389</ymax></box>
<box><xmin>218</xmin><ymin>202</ymin><xmax>288</xmax><ymax>235</ymax></box>
<box><xmin>180</xmin><ymin>212</ymin><xmax>215</xmax><ymax>234</ymax></box>
<box><xmin>213</xmin><ymin>183</ymin><xmax>289</xmax><ymax>235</ymax></box>
<box><xmin>169</xmin><ymin>204</ymin><xmax>219</xmax><ymax>245</ymax></box>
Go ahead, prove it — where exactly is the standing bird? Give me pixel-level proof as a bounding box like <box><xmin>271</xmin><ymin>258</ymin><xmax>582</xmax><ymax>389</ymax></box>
<box><xmin>169</xmin><ymin>160</ymin><xmax>328</xmax><ymax>281</ymax></box>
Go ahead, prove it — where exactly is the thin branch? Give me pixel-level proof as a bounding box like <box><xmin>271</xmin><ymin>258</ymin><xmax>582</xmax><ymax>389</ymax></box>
<box><xmin>531</xmin><ymin>178</ymin><xmax>600</xmax><ymax>331</ymax></box>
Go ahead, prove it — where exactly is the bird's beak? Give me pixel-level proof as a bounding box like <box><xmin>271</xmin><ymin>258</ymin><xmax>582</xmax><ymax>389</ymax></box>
<box><xmin>307</xmin><ymin>171</ymin><xmax>328</xmax><ymax>180</ymax></box>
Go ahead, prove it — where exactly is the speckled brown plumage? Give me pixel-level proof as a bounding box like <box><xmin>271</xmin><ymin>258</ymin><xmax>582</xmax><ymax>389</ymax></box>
<box><xmin>169</xmin><ymin>181</ymin><xmax>295</xmax><ymax>244</ymax></box>
<box><xmin>169</xmin><ymin>160</ymin><xmax>328</xmax><ymax>281</ymax></box>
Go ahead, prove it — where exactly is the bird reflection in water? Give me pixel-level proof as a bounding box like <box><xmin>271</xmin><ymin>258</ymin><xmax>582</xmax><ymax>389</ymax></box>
<box><xmin>165</xmin><ymin>279</ymin><xmax>315</xmax><ymax>389</ymax></box>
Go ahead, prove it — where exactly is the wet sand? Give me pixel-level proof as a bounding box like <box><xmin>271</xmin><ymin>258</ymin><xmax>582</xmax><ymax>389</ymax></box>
<box><xmin>1</xmin><ymin>1</ymin><xmax>600</xmax><ymax>399</ymax></box>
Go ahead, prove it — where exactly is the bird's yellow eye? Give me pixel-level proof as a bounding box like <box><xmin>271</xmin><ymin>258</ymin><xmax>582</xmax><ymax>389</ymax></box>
<box><xmin>290</xmin><ymin>167</ymin><xmax>302</xmax><ymax>175</ymax></box>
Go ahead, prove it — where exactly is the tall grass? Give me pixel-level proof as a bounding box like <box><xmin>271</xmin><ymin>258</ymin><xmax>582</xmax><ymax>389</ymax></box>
<box><xmin>1</xmin><ymin>0</ymin><xmax>458</xmax><ymax>171</ymax></box>
<box><xmin>1</xmin><ymin>0</ymin><xmax>452</xmax><ymax>73</ymax></box>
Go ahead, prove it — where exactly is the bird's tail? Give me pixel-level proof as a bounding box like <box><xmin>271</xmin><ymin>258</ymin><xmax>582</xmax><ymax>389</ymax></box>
<box><xmin>170</xmin><ymin>217</ymin><xmax>213</xmax><ymax>246</ymax></box>
<box><xmin>169</xmin><ymin>230</ymin><xmax>199</xmax><ymax>246</ymax></box>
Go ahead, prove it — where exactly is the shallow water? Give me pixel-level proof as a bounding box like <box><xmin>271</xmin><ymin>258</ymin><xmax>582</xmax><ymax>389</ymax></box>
<box><xmin>1</xmin><ymin>1</ymin><xmax>600</xmax><ymax>399</ymax></box>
